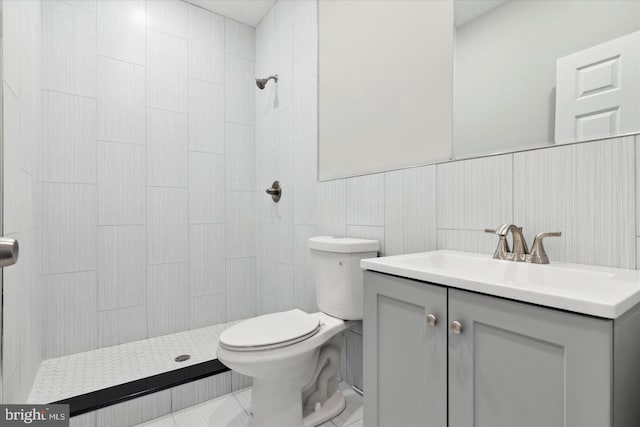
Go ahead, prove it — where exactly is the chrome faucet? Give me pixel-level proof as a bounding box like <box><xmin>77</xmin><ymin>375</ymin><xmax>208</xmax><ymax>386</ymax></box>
<box><xmin>485</xmin><ymin>224</ymin><xmax>561</xmax><ymax>264</ymax></box>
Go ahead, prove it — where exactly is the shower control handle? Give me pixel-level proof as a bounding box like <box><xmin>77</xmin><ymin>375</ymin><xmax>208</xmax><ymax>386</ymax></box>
<box><xmin>0</xmin><ymin>237</ymin><xmax>19</xmax><ymax>267</ymax></box>
<box><xmin>266</xmin><ymin>181</ymin><xmax>282</xmax><ymax>202</ymax></box>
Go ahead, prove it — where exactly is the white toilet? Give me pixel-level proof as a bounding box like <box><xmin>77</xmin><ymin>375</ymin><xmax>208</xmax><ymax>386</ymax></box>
<box><xmin>217</xmin><ymin>236</ymin><xmax>379</xmax><ymax>427</ymax></box>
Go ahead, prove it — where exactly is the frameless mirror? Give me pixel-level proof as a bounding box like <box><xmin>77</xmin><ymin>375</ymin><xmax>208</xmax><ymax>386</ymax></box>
<box><xmin>453</xmin><ymin>0</ymin><xmax>640</xmax><ymax>158</ymax></box>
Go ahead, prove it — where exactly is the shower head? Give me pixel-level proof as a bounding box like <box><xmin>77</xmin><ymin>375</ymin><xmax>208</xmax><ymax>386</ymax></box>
<box><xmin>256</xmin><ymin>74</ymin><xmax>278</xmax><ymax>89</ymax></box>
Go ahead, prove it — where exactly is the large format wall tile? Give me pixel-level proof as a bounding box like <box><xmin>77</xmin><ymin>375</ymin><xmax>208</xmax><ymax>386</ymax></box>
<box><xmin>42</xmin><ymin>183</ymin><xmax>97</xmax><ymax>274</ymax></box>
<box><xmin>293</xmin><ymin>50</ymin><xmax>317</xmax><ymax>142</ymax></box>
<box><xmin>225</xmin><ymin>191</ymin><xmax>256</xmax><ymax>258</ymax></box>
<box><xmin>147</xmin><ymin>187</ymin><xmax>189</xmax><ymax>264</ymax></box>
<box><xmin>188</xmin><ymin>5</ymin><xmax>224</xmax><ymax>83</ymax></box>
<box><xmin>225</xmin><ymin>123</ymin><xmax>256</xmax><ymax>191</ymax></box>
<box><xmin>97</xmin><ymin>142</ymin><xmax>146</xmax><ymax>225</ymax></box>
<box><xmin>226</xmin><ymin>258</ymin><xmax>257</xmax><ymax>321</ymax></box>
<box><xmin>42</xmin><ymin>0</ymin><xmax>96</xmax><ymax>97</ymax></box>
<box><xmin>189</xmin><ymin>224</ymin><xmax>225</xmax><ymax>297</ymax></box>
<box><xmin>43</xmin><ymin>271</ymin><xmax>98</xmax><ymax>358</ymax></box>
<box><xmin>42</xmin><ymin>91</ymin><xmax>97</xmax><ymax>184</ymax></box>
<box><xmin>346</xmin><ymin>173</ymin><xmax>385</xmax><ymax>227</ymax></box>
<box><xmin>294</xmin><ymin>224</ymin><xmax>319</xmax><ymax>313</ymax></box>
<box><xmin>437</xmin><ymin>229</ymin><xmax>497</xmax><ymax>255</ymax></box>
<box><xmin>98</xmin><ymin>225</ymin><xmax>146</xmax><ymax>310</ymax></box>
<box><xmin>146</xmin><ymin>0</ymin><xmax>187</xmax><ymax>39</ymax></box>
<box><xmin>385</xmin><ymin>165</ymin><xmax>437</xmax><ymax>256</ymax></box>
<box><xmin>147</xmin><ymin>108</ymin><xmax>188</xmax><ymax>188</ymax></box>
<box><xmin>146</xmin><ymin>30</ymin><xmax>188</xmax><ymax>113</ymax></box>
<box><xmin>189</xmin><ymin>79</ymin><xmax>224</xmax><ymax>153</ymax></box>
<box><xmin>225</xmin><ymin>54</ymin><xmax>255</xmax><ymax>126</ymax></box>
<box><xmin>147</xmin><ymin>263</ymin><xmax>189</xmax><ymax>337</ymax></box>
<box><xmin>97</xmin><ymin>0</ymin><xmax>145</xmax><ymax>65</ymax></box>
<box><xmin>317</xmin><ymin>179</ymin><xmax>347</xmax><ymax>236</ymax></box>
<box><xmin>293</xmin><ymin>0</ymin><xmax>317</xmax><ymax>59</ymax></box>
<box><xmin>636</xmin><ymin>136</ymin><xmax>640</xmax><ymax>238</ymax></box>
<box><xmin>225</xmin><ymin>18</ymin><xmax>256</xmax><ymax>60</ymax></box>
<box><xmin>97</xmin><ymin>57</ymin><xmax>145</xmax><ymax>145</ymax></box>
<box><xmin>98</xmin><ymin>305</ymin><xmax>147</xmax><ymax>348</ymax></box>
<box><xmin>514</xmin><ymin>137</ymin><xmax>636</xmax><ymax>268</ymax></box>
<box><xmin>189</xmin><ymin>152</ymin><xmax>225</xmax><ymax>224</ymax></box>
<box><xmin>294</xmin><ymin>137</ymin><xmax>318</xmax><ymax>225</ymax></box>
<box><xmin>189</xmin><ymin>294</ymin><xmax>226</xmax><ymax>329</ymax></box>
<box><xmin>437</xmin><ymin>154</ymin><xmax>513</xmax><ymax>230</ymax></box>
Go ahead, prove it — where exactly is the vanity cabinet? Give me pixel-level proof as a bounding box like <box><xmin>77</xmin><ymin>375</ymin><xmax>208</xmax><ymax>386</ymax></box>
<box><xmin>363</xmin><ymin>271</ymin><xmax>640</xmax><ymax>427</ymax></box>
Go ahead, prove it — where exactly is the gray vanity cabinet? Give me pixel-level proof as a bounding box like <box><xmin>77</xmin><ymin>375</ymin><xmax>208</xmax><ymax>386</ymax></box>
<box><xmin>364</xmin><ymin>271</ymin><xmax>640</xmax><ymax>427</ymax></box>
<box><xmin>448</xmin><ymin>288</ymin><xmax>612</xmax><ymax>427</ymax></box>
<box><xmin>363</xmin><ymin>271</ymin><xmax>447</xmax><ymax>427</ymax></box>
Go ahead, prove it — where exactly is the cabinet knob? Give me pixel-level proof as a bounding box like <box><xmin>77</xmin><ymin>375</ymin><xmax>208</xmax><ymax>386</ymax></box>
<box><xmin>426</xmin><ymin>313</ymin><xmax>438</xmax><ymax>327</ymax></box>
<box><xmin>450</xmin><ymin>320</ymin><xmax>463</xmax><ymax>335</ymax></box>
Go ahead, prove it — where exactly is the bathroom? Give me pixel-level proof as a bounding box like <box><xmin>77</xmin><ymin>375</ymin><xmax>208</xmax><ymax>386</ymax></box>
<box><xmin>1</xmin><ymin>0</ymin><xmax>639</xmax><ymax>426</ymax></box>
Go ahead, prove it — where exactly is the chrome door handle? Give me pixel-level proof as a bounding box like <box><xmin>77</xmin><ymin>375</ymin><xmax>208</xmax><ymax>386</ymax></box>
<box><xmin>0</xmin><ymin>238</ymin><xmax>19</xmax><ymax>267</ymax></box>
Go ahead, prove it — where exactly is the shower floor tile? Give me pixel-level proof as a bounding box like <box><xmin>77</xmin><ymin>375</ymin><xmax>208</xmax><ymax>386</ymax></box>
<box><xmin>135</xmin><ymin>382</ymin><xmax>363</xmax><ymax>427</ymax></box>
<box><xmin>28</xmin><ymin>320</ymin><xmax>241</xmax><ymax>404</ymax></box>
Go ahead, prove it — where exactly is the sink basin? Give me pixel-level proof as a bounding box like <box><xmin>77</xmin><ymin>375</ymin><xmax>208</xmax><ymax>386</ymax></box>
<box><xmin>361</xmin><ymin>250</ymin><xmax>640</xmax><ymax>318</ymax></box>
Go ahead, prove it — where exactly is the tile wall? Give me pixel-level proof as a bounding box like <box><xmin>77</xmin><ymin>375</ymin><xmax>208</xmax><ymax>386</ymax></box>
<box><xmin>38</xmin><ymin>0</ymin><xmax>257</xmax><ymax>360</ymax></box>
<box><xmin>2</xmin><ymin>0</ymin><xmax>44</xmax><ymax>403</ymax></box>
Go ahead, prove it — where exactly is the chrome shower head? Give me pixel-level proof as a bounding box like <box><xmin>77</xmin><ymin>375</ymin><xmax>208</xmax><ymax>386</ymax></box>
<box><xmin>256</xmin><ymin>74</ymin><xmax>278</xmax><ymax>89</ymax></box>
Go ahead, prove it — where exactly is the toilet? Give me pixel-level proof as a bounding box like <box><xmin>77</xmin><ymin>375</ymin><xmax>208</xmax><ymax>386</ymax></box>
<box><xmin>217</xmin><ymin>236</ymin><xmax>379</xmax><ymax>427</ymax></box>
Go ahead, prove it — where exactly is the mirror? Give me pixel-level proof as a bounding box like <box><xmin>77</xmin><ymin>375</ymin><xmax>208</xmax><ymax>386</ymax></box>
<box><xmin>453</xmin><ymin>0</ymin><xmax>640</xmax><ymax>159</ymax></box>
<box><xmin>318</xmin><ymin>0</ymin><xmax>640</xmax><ymax>180</ymax></box>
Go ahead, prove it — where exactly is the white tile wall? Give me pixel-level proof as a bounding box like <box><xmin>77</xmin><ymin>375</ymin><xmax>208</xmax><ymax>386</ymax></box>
<box><xmin>226</xmin><ymin>258</ymin><xmax>257</xmax><ymax>321</ymax></box>
<box><xmin>189</xmin><ymin>224</ymin><xmax>226</xmax><ymax>297</ymax></box>
<box><xmin>188</xmin><ymin>5</ymin><xmax>224</xmax><ymax>83</ymax></box>
<box><xmin>346</xmin><ymin>173</ymin><xmax>385</xmax><ymax>227</ymax></box>
<box><xmin>42</xmin><ymin>0</ymin><xmax>96</xmax><ymax>97</ymax></box>
<box><xmin>42</xmin><ymin>183</ymin><xmax>97</xmax><ymax>274</ymax></box>
<box><xmin>188</xmin><ymin>79</ymin><xmax>224</xmax><ymax>153</ymax></box>
<box><xmin>97</xmin><ymin>57</ymin><xmax>146</xmax><ymax>144</ymax></box>
<box><xmin>147</xmin><ymin>263</ymin><xmax>190</xmax><ymax>337</ymax></box>
<box><xmin>146</xmin><ymin>30</ymin><xmax>188</xmax><ymax>113</ymax></box>
<box><xmin>43</xmin><ymin>271</ymin><xmax>98</xmax><ymax>358</ymax></box>
<box><xmin>146</xmin><ymin>0</ymin><xmax>187</xmax><ymax>38</ymax></box>
<box><xmin>189</xmin><ymin>294</ymin><xmax>226</xmax><ymax>329</ymax></box>
<box><xmin>97</xmin><ymin>142</ymin><xmax>146</xmax><ymax>225</ymax></box>
<box><xmin>225</xmin><ymin>54</ymin><xmax>256</xmax><ymax>125</ymax></box>
<box><xmin>188</xmin><ymin>152</ymin><xmax>225</xmax><ymax>224</ymax></box>
<box><xmin>384</xmin><ymin>166</ymin><xmax>437</xmax><ymax>256</ymax></box>
<box><xmin>98</xmin><ymin>305</ymin><xmax>147</xmax><ymax>348</ymax></box>
<box><xmin>514</xmin><ymin>137</ymin><xmax>636</xmax><ymax>269</ymax></box>
<box><xmin>147</xmin><ymin>108</ymin><xmax>189</xmax><ymax>187</ymax></box>
<box><xmin>225</xmin><ymin>123</ymin><xmax>256</xmax><ymax>191</ymax></box>
<box><xmin>97</xmin><ymin>0</ymin><xmax>146</xmax><ymax>65</ymax></box>
<box><xmin>147</xmin><ymin>187</ymin><xmax>189</xmax><ymax>264</ymax></box>
<box><xmin>42</xmin><ymin>90</ymin><xmax>97</xmax><ymax>183</ymax></box>
<box><xmin>98</xmin><ymin>225</ymin><xmax>147</xmax><ymax>310</ymax></box>
<box><xmin>225</xmin><ymin>192</ymin><xmax>256</xmax><ymax>258</ymax></box>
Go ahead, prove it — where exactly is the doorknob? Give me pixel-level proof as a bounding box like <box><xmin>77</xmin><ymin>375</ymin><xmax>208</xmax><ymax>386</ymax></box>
<box><xmin>0</xmin><ymin>238</ymin><xmax>19</xmax><ymax>267</ymax></box>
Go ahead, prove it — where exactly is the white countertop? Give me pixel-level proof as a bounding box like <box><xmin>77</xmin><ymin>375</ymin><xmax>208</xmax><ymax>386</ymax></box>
<box><xmin>361</xmin><ymin>250</ymin><xmax>640</xmax><ymax>319</ymax></box>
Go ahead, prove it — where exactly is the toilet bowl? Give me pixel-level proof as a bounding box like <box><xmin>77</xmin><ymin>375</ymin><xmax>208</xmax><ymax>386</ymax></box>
<box><xmin>217</xmin><ymin>236</ymin><xmax>379</xmax><ymax>427</ymax></box>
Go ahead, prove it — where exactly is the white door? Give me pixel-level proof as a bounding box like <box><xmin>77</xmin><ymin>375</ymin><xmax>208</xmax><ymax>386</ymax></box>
<box><xmin>555</xmin><ymin>31</ymin><xmax>640</xmax><ymax>144</ymax></box>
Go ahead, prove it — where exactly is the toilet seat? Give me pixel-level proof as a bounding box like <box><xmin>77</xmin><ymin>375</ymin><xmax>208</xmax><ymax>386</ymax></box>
<box><xmin>220</xmin><ymin>309</ymin><xmax>321</xmax><ymax>352</ymax></box>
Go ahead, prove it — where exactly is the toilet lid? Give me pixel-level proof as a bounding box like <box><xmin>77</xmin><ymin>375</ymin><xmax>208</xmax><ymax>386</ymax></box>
<box><xmin>220</xmin><ymin>309</ymin><xmax>321</xmax><ymax>351</ymax></box>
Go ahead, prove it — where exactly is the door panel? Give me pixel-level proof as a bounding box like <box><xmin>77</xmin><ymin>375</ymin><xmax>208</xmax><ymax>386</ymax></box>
<box><xmin>449</xmin><ymin>289</ymin><xmax>613</xmax><ymax>427</ymax></box>
<box><xmin>555</xmin><ymin>31</ymin><xmax>640</xmax><ymax>143</ymax></box>
<box><xmin>363</xmin><ymin>272</ymin><xmax>447</xmax><ymax>427</ymax></box>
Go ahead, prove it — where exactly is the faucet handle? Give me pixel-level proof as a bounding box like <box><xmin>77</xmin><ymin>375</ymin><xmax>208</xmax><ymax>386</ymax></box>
<box><xmin>528</xmin><ymin>232</ymin><xmax>562</xmax><ymax>264</ymax></box>
<box><xmin>485</xmin><ymin>228</ymin><xmax>510</xmax><ymax>260</ymax></box>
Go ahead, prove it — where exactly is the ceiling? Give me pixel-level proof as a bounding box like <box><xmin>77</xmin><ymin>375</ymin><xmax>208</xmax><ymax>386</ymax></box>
<box><xmin>187</xmin><ymin>0</ymin><xmax>277</xmax><ymax>27</ymax></box>
<box><xmin>454</xmin><ymin>0</ymin><xmax>508</xmax><ymax>27</ymax></box>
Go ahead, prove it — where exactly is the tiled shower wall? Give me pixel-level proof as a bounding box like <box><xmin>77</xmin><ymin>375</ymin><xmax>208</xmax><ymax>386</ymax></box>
<box><xmin>38</xmin><ymin>0</ymin><xmax>257</xmax><ymax>360</ymax></box>
<box><xmin>256</xmin><ymin>0</ymin><xmax>640</xmax><ymax>391</ymax></box>
<box><xmin>2</xmin><ymin>0</ymin><xmax>43</xmax><ymax>403</ymax></box>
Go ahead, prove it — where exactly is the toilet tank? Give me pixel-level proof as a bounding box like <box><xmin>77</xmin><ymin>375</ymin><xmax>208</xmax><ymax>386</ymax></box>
<box><xmin>309</xmin><ymin>236</ymin><xmax>379</xmax><ymax>320</ymax></box>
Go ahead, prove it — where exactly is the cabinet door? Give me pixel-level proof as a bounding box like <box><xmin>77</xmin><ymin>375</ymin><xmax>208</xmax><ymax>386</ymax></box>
<box><xmin>449</xmin><ymin>289</ymin><xmax>613</xmax><ymax>427</ymax></box>
<box><xmin>363</xmin><ymin>272</ymin><xmax>447</xmax><ymax>427</ymax></box>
